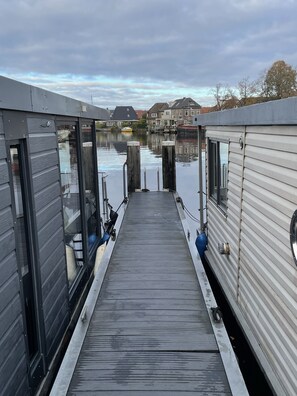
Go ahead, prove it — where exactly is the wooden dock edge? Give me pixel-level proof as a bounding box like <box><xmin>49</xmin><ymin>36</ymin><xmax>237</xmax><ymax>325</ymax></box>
<box><xmin>50</xmin><ymin>192</ymin><xmax>249</xmax><ymax>395</ymax></box>
<box><xmin>49</xmin><ymin>202</ymin><xmax>127</xmax><ymax>396</ymax></box>
<box><xmin>174</xmin><ymin>192</ymin><xmax>249</xmax><ymax>396</ymax></box>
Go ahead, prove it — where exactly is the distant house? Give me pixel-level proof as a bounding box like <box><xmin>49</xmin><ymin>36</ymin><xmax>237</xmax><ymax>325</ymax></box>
<box><xmin>147</xmin><ymin>102</ymin><xmax>169</xmax><ymax>132</ymax></box>
<box><xmin>200</xmin><ymin>106</ymin><xmax>215</xmax><ymax>114</ymax></box>
<box><xmin>170</xmin><ymin>97</ymin><xmax>201</xmax><ymax>126</ymax></box>
<box><xmin>107</xmin><ymin>106</ymin><xmax>138</xmax><ymax>127</ymax></box>
<box><xmin>147</xmin><ymin>98</ymin><xmax>202</xmax><ymax>133</ymax></box>
<box><xmin>135</xmin><ymin>110</ymin><xmax>147</xmax><ymax>119</ymax></box>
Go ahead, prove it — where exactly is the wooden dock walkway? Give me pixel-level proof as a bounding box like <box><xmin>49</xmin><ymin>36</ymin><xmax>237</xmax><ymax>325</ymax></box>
<box><xmin>50</xmin><ymin>191</ymin><xmax>248</xmax><ymax>395</ymax></box>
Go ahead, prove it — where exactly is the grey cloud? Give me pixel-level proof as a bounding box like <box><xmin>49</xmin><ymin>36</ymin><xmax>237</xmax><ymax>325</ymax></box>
<box><xmin>1</xmin><ymin>0</ymin><xmax>297</xmax><ymax>107</ymax></box>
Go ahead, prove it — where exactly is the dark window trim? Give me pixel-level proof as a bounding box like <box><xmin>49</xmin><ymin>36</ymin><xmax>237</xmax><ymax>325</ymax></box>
<box><xmin>290</xmin><ymin>209</ymin><xmax>297</xmax><ymax>266</ymax></box>
<box><xmin>56</xmin><ymin>120</ymin><xmax>87</xmax><ymax>307</ymax></box>
<box><xmin>77</xmin><ymin>118</ymin><xmax>88</xmax><ymax>270</ymax></box>
<box><xmin>7</xmin><ymin>138</ymin><xmax>47</xmax><ymax>391</ymax></box>
<box><xmin>208</xmin><ymin>138</ymin><xmax>229</xmax><ymax>214</ymax></box>
<box><xmin>56</xmin><ymin>118</ymin><xmax>99</xmax><ymax>310</ymax></box>
<box><xmin>89</xmin><ymin>120</ymin><xmax>102</xmax><ymax>259</ymax></box>
<box><xmin>80</xmin><ymin>118</ymin><xmax>101</xmax><ymax>243</ymax></box>
<box><xmin>78</xmin><ymin>118</ymin><xmax>102</xmax><ymax>262</ymax></box>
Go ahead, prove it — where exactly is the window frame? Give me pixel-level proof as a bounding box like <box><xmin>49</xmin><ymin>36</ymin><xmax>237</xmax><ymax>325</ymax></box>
<box><xmin>56</xmin><ymin>117</ymin><xmax>100</xmax><ymax>309</ymax></box>
<box><xmin>290</xmin><ymin>210</ymin><xmax>297</xmax><ymax>266</ymax></box>
<box><xmin>7</xmin><ymin>139</ymin><xmax>46</xmax><ymax>389</ymax></box>
<box><xmin>208</xmin><ymin>138</ymin><xmax>229</xmax><ymax>214</ymax></box>
<box><xmin>57</xmin><ymin>121</ymin><xmax>85</xmax><ymax>291</ymax></box>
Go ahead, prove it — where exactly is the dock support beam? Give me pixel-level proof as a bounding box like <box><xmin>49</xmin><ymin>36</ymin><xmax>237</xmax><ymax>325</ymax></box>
<box><xmin>127</xmin><ymin>141</ymin><xmax>141</xmax><ymax>193</ymax></box>
<box><xmin>162</xmin><ymin>141</ymin><xmax>176</xmax><ymax>191</ymax></box>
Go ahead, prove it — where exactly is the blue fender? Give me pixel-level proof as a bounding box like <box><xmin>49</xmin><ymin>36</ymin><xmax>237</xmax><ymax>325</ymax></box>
<box><xmin>195</xmin><ymin>232</ymin><xmax>208</xmax><ymax>258</ymax></box>
<box><xmin>98</xmin><ymin>231</ymin><xmax>110</xmax><ymax>246</ymax></box>
<box><xmin>88</xmin><ymin>233</ymin><xmax>97</xmax><ymax>247</ymax></box>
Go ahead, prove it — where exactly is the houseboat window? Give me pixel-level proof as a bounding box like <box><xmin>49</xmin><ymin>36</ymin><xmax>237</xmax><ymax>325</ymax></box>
<box><xmin>57</xmin><ymin>124</ymin><xmax>84</xmax><ymax>288</ymax></box>
<box><xmin>209</xmin><ymin>140</ymin><xmax>229</xmax><ymax>212</ymax></box>
<box><xmin>209</xmin><ymin>141</ymin><xmax>218</xmax><ymax>201</ymax></box>
<box><xmin>290</xmin><ymin>210</ymin><xmax>297</xmax><ymax>266</ymax></box>
<box><xmin>82</xmin><ymin>123</ymin><xmax>98</xmax><ymax>250</ymax></box>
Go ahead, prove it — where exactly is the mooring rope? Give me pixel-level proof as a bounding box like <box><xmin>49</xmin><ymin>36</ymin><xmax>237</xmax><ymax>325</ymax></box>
<box><xmin>184</xmin><ymin>205</ymin><xmax>199</xmax><ymax>223</ymax></box>
<box><xmin>176</xmin><ymin>196</ymin><xmax>199</xmax><ymax>223</ymax></box>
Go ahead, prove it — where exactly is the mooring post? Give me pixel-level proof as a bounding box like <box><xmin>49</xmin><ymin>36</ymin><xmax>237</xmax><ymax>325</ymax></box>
<box><xmin>162</xmin><ymin>141</ymin><xmax>176</xmax><ymax>191</ymax></box>
<box><xmin>127</xmin><ymin>141</ymin><xmax>141</xmax><ymax>193</ymax></box>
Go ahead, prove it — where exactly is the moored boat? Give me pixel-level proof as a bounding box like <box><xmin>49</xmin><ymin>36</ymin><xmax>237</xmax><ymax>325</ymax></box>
<box><xmin>121</xmin><ymin>126</ymin><xmax>133</xmax><ymax>135</ymax></box>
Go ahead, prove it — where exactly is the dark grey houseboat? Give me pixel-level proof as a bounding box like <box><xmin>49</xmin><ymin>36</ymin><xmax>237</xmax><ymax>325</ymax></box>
<box><xmin>0</xmin><ymin>76</ymin><xmax>108</xmax><ymax>395</ymax></box>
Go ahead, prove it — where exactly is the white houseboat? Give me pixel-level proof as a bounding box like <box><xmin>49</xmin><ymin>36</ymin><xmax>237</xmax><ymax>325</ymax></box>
<box><xmin>194</xmin><ymin>98</ymin><xmax>297</xmax><ymax>396</ymax></box>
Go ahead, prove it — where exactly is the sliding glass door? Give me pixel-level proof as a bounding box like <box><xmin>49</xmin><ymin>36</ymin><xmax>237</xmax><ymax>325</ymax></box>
<box><xmin>57</xmin><ymin>123</ymin><xmax>85</xmax><ymax>288</ymax></box>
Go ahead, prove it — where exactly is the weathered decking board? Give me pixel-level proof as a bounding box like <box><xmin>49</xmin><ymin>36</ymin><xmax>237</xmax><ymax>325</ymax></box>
<box><xmin>67</xmin><ymin>191</ymin><xmax>232</xmax><ymax>395</ymax></box>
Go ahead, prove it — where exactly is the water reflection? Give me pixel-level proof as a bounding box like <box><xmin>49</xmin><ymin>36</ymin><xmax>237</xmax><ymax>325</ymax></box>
<box><xmin>96</xmin><ymin>130</ymin><xmax>203</xmax><ymax>238</ymax></box>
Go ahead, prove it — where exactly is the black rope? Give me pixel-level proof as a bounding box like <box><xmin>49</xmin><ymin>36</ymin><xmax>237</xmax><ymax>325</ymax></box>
<box><xmin>184</xmin><ymin>206</ymin><xmax>199</xmax><ymax>222</ymax></box>
<box><xmin>176</xmin><ymin>196</ymin><xmax>199</xmax><ymax>223</ymax></box>
<box><xmin>115</xmin><ymin>196</ymin><xmax>128</xmax><ymax>213</ymax></box>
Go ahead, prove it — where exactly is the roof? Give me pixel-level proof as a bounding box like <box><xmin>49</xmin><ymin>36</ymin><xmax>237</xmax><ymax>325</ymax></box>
<box><xmin>148</xmin><ymin>102</ymin><xmax>169</xmax><ymax>113</ymax></box>
<box><xmin>170</xmin><ymin>97</ymin><xmax>201</xmax><ymax>109</ymax></box>
<box><xmin>111</xmin><ymin>106</ymin><xmax>138</xmax><ymax>121</ymax></box>
<box><xmin>135</xmin><ymin>110</ymin><xmax>147</xmax><ymax>119</ymax></box>
<box><xmin>0</xmin><ymin>76</ymin><xmax>109</xmax><ymax>120</ymax></box>
<box><xmin>193</xmin><ymin>96</ymin><xmax>297</xmax><ymax>126</ymax></box>
<box><xmin>200</xmin><ymin>106</ymin><xmax>215</xmax><ymax>114</ymax></box>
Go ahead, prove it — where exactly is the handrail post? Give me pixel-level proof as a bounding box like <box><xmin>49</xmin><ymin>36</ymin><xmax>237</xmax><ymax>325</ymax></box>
<box><xmin>127</xmin><ymin>141</ymin><xmax>141</xmax><ymax>193</ymax></box>
<box><xmin>144</xmin><ymin>168</ymin><xmax>147</xmax><ymax>190</ymax></box>
<box><xmin>100</xmin><ymin>173</ymin><xmax>108</xmax><ymax>221</ymax></box>
<box><xmin>162</xmin><ymin>141</ymin><xmax>176</xmax><ymax>191</ymax></box>
<box><xmin>123</xmin><ymin>161</ymin><xmax>128</xmax><ymax>200</ymax></box>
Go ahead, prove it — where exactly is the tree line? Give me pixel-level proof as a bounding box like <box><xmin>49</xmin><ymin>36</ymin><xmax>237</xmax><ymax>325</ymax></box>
<box><xmin>212</xmin><ymin>60</ymin><xmax>297</xmax><ymax>110</ymax></box>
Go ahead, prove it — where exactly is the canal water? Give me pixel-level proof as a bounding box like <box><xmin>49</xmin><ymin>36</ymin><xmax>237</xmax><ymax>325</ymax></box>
<box><xmin>96</xmin><ymin>129</ymin><xmax>273</xmax><ymax>396</ymax></box>
<box><xmin>96</xmin><ymin>130</ymin><xmax>203</xmax><ymax>238</ymax></box>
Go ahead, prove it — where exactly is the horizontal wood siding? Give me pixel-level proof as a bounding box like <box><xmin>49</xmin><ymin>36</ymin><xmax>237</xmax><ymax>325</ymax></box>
<box><xmin>206</xmin><ymin>125</ymin><xmax>297</xmax><ymax>395</ymax></box>
<box><xmin>0</xmin><ymin>113</ymin><xmax>28</xmax><ymax>395</ymax></box>
<box><xmin>27</xmin><ymin>116</ymin><xmax>69</xmax><ymax>361</ymax></box>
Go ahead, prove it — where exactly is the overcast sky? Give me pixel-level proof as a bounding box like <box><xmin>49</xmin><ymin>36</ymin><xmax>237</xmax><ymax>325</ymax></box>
<box><xmin>1</xmin><ymin>0</ymin><xmax>297</xmax><ymax>109</ymax></box>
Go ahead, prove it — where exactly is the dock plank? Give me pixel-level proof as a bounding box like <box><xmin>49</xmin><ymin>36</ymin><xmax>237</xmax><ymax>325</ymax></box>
<box><xmin>96</xmin><ymin>299</ymin><xmax>203</xmax><ymax>311</ymax></box>
<box><xmin>66</xmin><ymin>192</ymin><xmax>232</xmax><ymax>394</ymax></box>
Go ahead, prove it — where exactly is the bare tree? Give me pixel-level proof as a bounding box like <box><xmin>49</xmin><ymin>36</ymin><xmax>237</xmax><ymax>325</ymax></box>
<box><xmin>237</xmin><ymin>77</ymin><xmax>261</xmax><ymax>106</ymax></box>
<box><xmin>211</xmin><ymin>83</ymin><xmax>224</xmax><ymax>110</ymax></box>
<box><xmin>211</xmin><ymin>60</ymin><xmax>297</xmax><ymax>111</ymax></box>
<box><xmin>211</xmin><ymin>83</ymin><xmax>238</xmax><ymax>110</ymax></box>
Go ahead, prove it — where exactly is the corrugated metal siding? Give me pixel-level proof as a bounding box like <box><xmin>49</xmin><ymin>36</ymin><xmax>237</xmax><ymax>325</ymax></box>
<box><xmin>27</xmin><ymin>116</ymin><xmax>69</xmax><ymax>361</ymax></box>
<box><xmin>205</xmin><ymin>125</ymin><xmax>297</xmax><ymax>395</ymax></box>
<box><xmin>205</xmin><ymin>127</ymin><xmax>243</xmax><ymax>301</ymax></box>
<box><xmin>0</xmin><ymin>112</ymin><xmax>29</xmax><ymax>395</ymax></box>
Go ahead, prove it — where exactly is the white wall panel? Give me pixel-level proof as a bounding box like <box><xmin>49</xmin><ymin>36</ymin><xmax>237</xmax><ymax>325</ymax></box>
<box><xmin>205</xmin><ymin>124</ymin><xmax>297</xmax><ymax>396</ymax></box>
